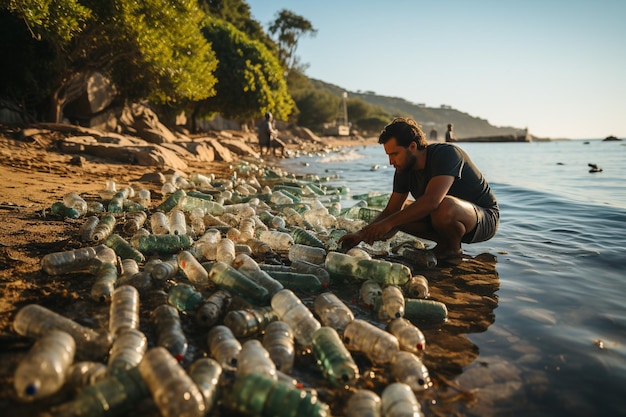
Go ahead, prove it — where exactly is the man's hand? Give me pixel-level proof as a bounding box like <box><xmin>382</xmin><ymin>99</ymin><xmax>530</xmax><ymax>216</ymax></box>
<box><xmin>337</xmin><ymin>232</ymin><xmax>363</xmax><ymax>251</ymax></box>
<box><xmin>361</xmin><ymin>219</ymin><xmax>394</xmax><ymax>244</ymax></box>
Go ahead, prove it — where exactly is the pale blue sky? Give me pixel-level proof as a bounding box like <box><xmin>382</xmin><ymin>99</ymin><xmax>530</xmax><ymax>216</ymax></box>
<box><xmin>246</xmin><ymin>0</ymin><xmax>626</xmax><ymax>139</ymax></box>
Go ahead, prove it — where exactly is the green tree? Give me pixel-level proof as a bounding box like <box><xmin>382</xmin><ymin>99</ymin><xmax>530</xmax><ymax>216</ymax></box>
<box><xmin>292</xmin><ymin>88</ymin><xmax>340</xmax><ymax>131</ymax></box>
<box><xmin>193</xmin><ymin>17</ymin><xmax>293</xmax><ymax>128</ymax></box>
<box><xmin>268</xmin><ymin>9</ymin><xmax>317</xmax><ymax>75</ymax></box>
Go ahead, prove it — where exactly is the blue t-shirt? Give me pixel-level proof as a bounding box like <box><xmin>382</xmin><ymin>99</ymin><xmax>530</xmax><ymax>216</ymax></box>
<box><xmin>392</xmin><ymin>143</ymin><xmax>498</xmax><ymax>210</ymax></box>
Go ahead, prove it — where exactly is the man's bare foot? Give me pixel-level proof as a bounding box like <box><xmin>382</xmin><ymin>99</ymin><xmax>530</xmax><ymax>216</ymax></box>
<box><xmin>432</xmin><ymin>245</ymin><xmax>464</xmax><ymax>265</ymax></box>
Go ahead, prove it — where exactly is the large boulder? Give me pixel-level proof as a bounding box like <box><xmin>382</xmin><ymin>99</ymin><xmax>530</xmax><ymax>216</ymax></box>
<box><xmin>119</xmin><ymin>103</ymin><xmax>178</xmax><ymax>144</ymax></box>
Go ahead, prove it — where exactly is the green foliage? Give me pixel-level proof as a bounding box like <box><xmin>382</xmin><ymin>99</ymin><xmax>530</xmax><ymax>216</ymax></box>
<box><xmin>197</xmin><ymin>17</ymin><xmax>294</xmax><ymax>122</ymax></box>
<box><xmin>268</xmin><ymin>9</ymin><xmax>316</xmax><ymax>73</ymax></box>
<box><xmin>291</xmin><ymin>88</ymin><xmax>340</xmax><ymax>129</ymax></box>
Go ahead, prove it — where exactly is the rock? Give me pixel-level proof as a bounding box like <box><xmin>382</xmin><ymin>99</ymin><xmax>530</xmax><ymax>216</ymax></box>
<box><xmin>119</xmin><ymin>103</ymin><xmax>178</xmax><ymax>144</ymax></box>
<box><xmin>293</xmin><ymin>126</ymin><xmax>323</xmax><ymax>143</ymax></box>
<box><xmin>203</xmin><ymin>138</ymin><xmax>233</xmax><ymax>162</ymax></box>
<box><xmin>137</xmin><ymin>172</ymin><xmax>166</xmax><ymax>184</ymax></box>
<box><xmin>63</xmin><ymin>71</ymin><xmax>117</xmax><ymax>116</ymax></box>
<box><xmin>219</xmin><ymin>138</ymin><xmax>260</xmax><ymax>159</ymax></box>
<box><xmin>69</xmin><ymin>156</ymin><xmax>85</xmax><ymax>166</ymax></box>
<box><xmin>133</xmin><ymin>145</ymin><xmax>188</xmax><ymax>171</ymax></box>
<box><xmin>177</xmin><ymin>141</ymin><xmax>215</xmax><ymax>162</ymax></box>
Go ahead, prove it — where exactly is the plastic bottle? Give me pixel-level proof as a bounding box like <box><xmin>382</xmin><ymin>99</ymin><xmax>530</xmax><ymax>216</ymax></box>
<box><xmin>177</xmin><ymin>195</ymin><xmax>225</xmax><ymax>216</ymax></box>
<box><xmin>136</xmin><ymin>234</ymin><xmax>192</xmax><ymax>255</ymax></box>
<box><xmin>237</xmin><ymin>339</ymin><xmax>277</xmax><ymax>380</ymax></box>
<box><xmin>136</xmin><ymin>189</ymin><xmax>151</xmax><ymax>208</ymax></box>
<box><xmin>262</xmin><ymin>321</ymin><xmax>295</xmax><ymax>373</ymax></box>
<box><xmin>289</xmin><ymin>227</ymin><xmax>326</xmax><ymax>249</ymax></box>
<box><xmin>80</xmin><ymin>216</ymin><xmax>100</xmax><ymax>242</ymax></box>
<box><xmin>152</xmin><ymin>304</ymin><xmax>188</xmax><ymax>361</ymax></box>
<box><xmin>169</xmin><ymin>209</ymin><xmax>187</xmax><ymax>235</ymax></box>
<box><xmin>50</xmin><ymin>201</ymin><xmax>81</xmax><ymax>219</ymax></box>
<box><xmin>41</xmin><ymin>245</ymin><xmax>102</xmax><ymax>275</ymax></box>
<box><xmin>226</xmin><ymin>372</ymin><xmax>330</xmax><ymax>417</ymax></box>
<box><xmin>118</xmin><ymin>258</ymin><xmax>139</xmax><ymax>284</ymax></box>
<box><xmin>63</xmin><ymin>192</ymin><xmax>88</xmax><ymax>215</ymax></box>
<box><xmin>246</xmin><ymin>237</ymin><xmax>273</xmax><ymax>257</ymax></box>
<box><xmin>403</xmin><ymin>298</ymin><xmax>449</xmax><ymax>325</ymax></box>
<box><xmin>342</xmin><ymin>319</ymin><xmax>399</xmax><ymax>365</ymax></box>
<box><xmin>151</xmin><ymin>256</ymin><xmax>179</xmax><ymax>280</ymax></box>
<box><xmin>189</xmin><ymin>207</ymin><xmax>206</xmax><ymax>237</ymax></box>
<box><xmin>188</xmin><ymin>358</ymin><xmax>222</xmax><ymax>413</ymax></box>
<box><xmin>346</xmin><ymin>247</ymin><xmax>371</xmax><ymax>259</ymax></box>
<box><xmin>157</xmin><ymin>189</ymin><xmax>186</xmax><ymax>213</ymax></box>
<box><xmin>195</xmin><ymin>289</ymin><xmax>232</xmax><ymax>328</ymax></box>
<box><xmin>380</xmin><ymin>285</ymin><xmax>405</xmax><ymax>320</ymax></box>
<box><xmin>98</xmin><ymin>179</ymin><xmax>118</xmax><ymax>200</ymax></box>
<box><xmin>324</xmin><ymin>251</ymin><xmax>411</xmax><ymax>285</ymax></box>
<box><xmin>123</xmin><ymin>211</ymin><xmax>147</xmax><ymax>235</ymax></box>
<box><xmin>267</xmin><ymin>270</ymin><xmax>323</xmax><ymax>293</ymax></box>
<box><xmin>13</xmin><ymin>330</ymin><xmax>75</xmax><ymax>401</ymax></box>
<box><xmin>387</xmin><ymin>318</ymin><xmax>426</xmax><ymax>354</ymax></box>
<box><xmin>313</xmin><ymin>292</ymin><xmax>355</xmax><ymax>334</ymax></box>
<box><xmin>91</xmin><ymin>262</ymin><xmax>118</xmax><ymax>303</ymax></box>
<box><xmin>168</xmin><ymin>283</ymin><xmax>205</xmax><ymax>312</ymax></box>
<box><xmin>138</xmin><ymin>347</ymin><xmax>206</xmax><ymax>417</ymax></box>
<box><xmin>360</xmin><ymin>279</ymin><xmax>382</xmax><ymax>309</ymax></box>
<box><xmin>346</xmin><ymin>389</ymin><xmax>382</xmax><ymax>417</ymax></box>
<box><xmin>397</xmin><ymin>245</ymin><xmax>437</xmax><ymax>268</ymax></box>
<box><xmin>288</xmin><ymin>243</ymin><xmax>327</xmax><ymax>265</ymax></box>
<box><xmin>224</xmin><ymin>306</ymin><xmax>278</xmax><ymax>338</ymax></box>
<box><xmin>13</xmin><ymin>304</ymin><xmax>112</xmax><ymax>361</ymax></box>
<box><xmin>109</xmin><ymin>285</ymin><xmax>140</xmax><ymax>336</ymax></box>
<box><xmin>233</xmin><ymin>253</ymin><xmax>284</xmax><ymax>296</ymax></box>
<box><xmin>311</xmin><ymin>326</ymin><xmax>359</xmax><ymax>387</ymax></box>
<box><xmin>105</xmin><ymin>233</ymin><xmax>145</xmax><ymax>262</ymax></box>
<box><xmin>390</xmin><ymin>351</ymin><xmax>432</xmax><ymax>392</ymax></box>
<box><xmin>92</xmin><ymin>214</ymin><xmax>116</xmax><ymax>242</ymax></box>
<box><xmin>207</xmin><ymin>325</ymin><xmax>242</xmax><ymax>370</ymax></box>
<box><xmin>107</xmin><ymin>328</ymin><xmax>147</xmax><ymax>375</ymax></box>
<box><xmin>406</xmin><ymin>275</ymin><xmax>430</xmax><ymax>299</ymax></box>
<box><xmin>208</xmin><ymin>261</ymin><xmax>270</xmax><ymax>305</ymax></box>
<box><xmin>65</xmin><ymin>361</ymin><xmax>107</xmax><ymax>391</ymax></box>
<box><xmin>381</xmin><ymin>382</ymin><xmax>423</xmax><ymax>417</ymax></box>
<box><xmin>271</xmin><ymin>289</ymin><xmax>321</xmax><ymax>347</ymax></box>
<box><xmin>290</xmin><ymin>260</ymin><xmax>330</xmax><ymax>285</ymax></box>
<box><xmin>150</xmin><ymin>211</ymin><xmax>171</xmax><ymax>235</ymax></box>
<box><xmin>177</xmin><ymin>250</ymin><xmax>208</xmax><ymax>284</ymax></box>
<box><xmin>107</xmin><ymin>192</ymin><xmax>125</xmax><ymax>213</ymax></box>
<box><xmin>237</xmin><ymin>217</ymin><xmax>256</xmax><ymax>243</ymax></box>
<box><xmin>258</xmin><ymin>230</ymin><xmax>294</xmax><ymax>251</ymax></box>
<box><xmin>216</xmin><ymin>237</ymin><xmax>236</xmax><ymax>264</ymax></box>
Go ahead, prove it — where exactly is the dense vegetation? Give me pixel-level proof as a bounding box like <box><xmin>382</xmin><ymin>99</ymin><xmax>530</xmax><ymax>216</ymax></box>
<box><xmin>0</xmin><ymin>0</ymin><xmax>521</xmax><ymax>137</ymax></box>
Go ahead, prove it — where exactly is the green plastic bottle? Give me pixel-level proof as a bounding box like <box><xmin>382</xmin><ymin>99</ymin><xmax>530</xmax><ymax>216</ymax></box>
<box><xmin>403</xmin><ymin>298</ymin><xmax>448</xmax><ymax>325</ymax></box>
<box><xmin>105</xmin><ymin>233</ymin><xmax>145</xmax><ymax>262</ymax></box>
<box><xmin>311</xmin><ymin>326</ymin><xmax>359</xmax><ymax>387</ymax></box>
<box><xmin>324</xmin><ymin>251</ymin><xmax>411</xmax><ymax>285</ymax></box>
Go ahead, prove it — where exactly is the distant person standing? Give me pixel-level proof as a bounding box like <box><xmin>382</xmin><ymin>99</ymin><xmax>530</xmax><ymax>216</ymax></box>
<box><xmin>429</xmin><ymin>127</ymin><xmax>438</xmax><ymax>142</ymax></box>
<box><xmin>445</xmin><ymin>123</ymin><xmax>457</xmax><ymax>142</ymax></box>
<box><xmin>258</xmin><ymin>112</ymin><xmax>277</xmax><ymax>156</ymax></box>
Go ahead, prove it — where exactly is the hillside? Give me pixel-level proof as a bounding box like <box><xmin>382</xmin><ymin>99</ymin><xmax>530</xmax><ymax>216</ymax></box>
<box><xmin>310</xmin><ymin>79</ymin><xmax>527</xmax><ymax>139</ymax></box>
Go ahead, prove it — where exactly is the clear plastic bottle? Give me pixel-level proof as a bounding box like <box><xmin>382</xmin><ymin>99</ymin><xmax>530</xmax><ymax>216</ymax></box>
<box><xmin>397</xmin><ymin>245</ymin><xmax>437</xmax><ymax>268</ymax></box>
<box><xmin>151</xmin><ymin>211</ymin><xmax>171</xmax><ymax>235</ymax></box>
<box><xmin>262</xmin><ymin>321</ymin><xmax>295</xmax><ymax>373</ymax></box>
<box><xmin>346</xmin><ymin>389</ymin><xmax>382</xmax><ymax>417</ymax></box>
<box><xmin>168</xmin><ymin>283</ymin><xmax>205</xmax><ymax>312</ymax></box>
<box><xmin>13</xmin><ymin>304</ymin><xmax>112</xmax><ymax>361</ymax></box>
<box><xmin>152</xmin><ymin>304</ymin><xmax>188</xmax><ymax>362</ymax></box>
<box><xmin>390</xmin><ymin>351</ymin><xmax>432</xmax><ymax>392</ymax></box>
<box><xmin>237</xmin><ymin>339</ymin><xmax>277</xmax><ymax>380</ymax></box>
<box><xmin>80</xmin><ymin>216</ymin><xmax>100</xmax><ymax>242</ymax></box>
<box><xmin>188</xmin><ymin>358</ymin><xmax>222</xmax><ymax>413</ymax></box>
<box><xmin>380</xmin><ymin>285</ymin><xmax>405</xmax><ymax>320</ymax></box>
<box><xmin>177</xmin><ymin>250</ymin><xmax>208</xmax><ymax>284</ymax></box>
<box><xmin>136</xmin><ymin>189</ymin><xmax>151</xmax><ymax>208</ymax></box>
<box><xmin>290</xmin><ymin>260</ymin><xmax>331</xmax><ymax>286</ymax></box>
<box><xmin>169</xmin><ymin>209</ymin><xmax>187</xmax><ymax>235</ymax></box>
<box><xmin>189</xmin><ymin>207</ymin><xmax>206</xmax><ymax>237</ymax></box>
<box><xmin>258</xmin><ymin>230</ymin><xmax>294</xmax><ymax>251</ymax></box>
<box><xmin>109</xmin><ymin>285</ymin><xmax>140</xmax><ymax>336</ymax></box>
<box><xmin>65</xmin><ymin>361</ymin><xmax>107</xmax><ymax>391</ymax></box>
<box><xmin>206</xmin><ymin>325</ymin><xmax>242</xmax><ymax>370</ymax></box>
<box><xmin>41</xmin><ymin>245</ymin><xmax>100</xmax><ymax>275</ymax></box>
<box><xmin>105</xmin><ymin>233</ymin><xmax>145</xmax><ymax>262</ymax></box>
<box><xmin>107</xmin><ymin>328</ymin><xmax>147</xmax><ymax>375</ymax></box>
<box><xmin>63</xmin><ymin>192</ymin><xmax>88</xmax><ymax>215</ymax></box>
<box><xmin>177</xmin><ymin>195</ymin><xmax>225</xmax><ymax>216</ymax></box>
<box><xmin>233</xmin><ymin>253</ymin><xmax>284</xmax><ymax>296</ymax></box>
<box><xmin>387</xmin><ymin>318</ymin><xmax>426</xmax><ymax>354</ymax></box>
<box><xmin>288</xmin><ymin>243</ymin><xmax>327</xmax><ymax>265</ymax></box>
<box><xmin>346</xmin><ymin>247</ymin><xmax>372</xmax><ymax>259</ymax></box>
<box><xmin>238</xmin><ymin>217</ymin><xmax>256</xmax><ymax>243</ymax></box>
<box><xmin>246</xmin><ymin>237</ymin><xmax>273</xmax><ymax>257</ymax></box>
<box><xmin>270</xmin><ymin>289</ymin><xmax>321</xmax><ymax>347</ymax></box>
<box><xmin>360</xmin><ymin>279</ymin><xmax>382</xmax><ymax>309</ymax></box>
<box><xmin>195</xmin><ymin>289</ymin><xmax>232</xmax><ymax>328</ymax></box>
<box><xmin>92</xmin><ymin>214</ymin><xmax>116</xmax><ymax>242</ymax></box>
<box><xmin>324</xmin><ymin>251</ymin><xmax>411</xmax><ymax>285</ymax></box>
<box><xmin>224</xmin><ymin>306</ymin><xmax>278</xmax><ymax>338</ymax></box>
<box><xmin>98</xmin><ymin>179</ymin><xmax>117</xmax><ymax>200</ymax></box>
<box><xmin>118</xmin><ymin>258</ymin><xmax>140</xmax><ymax>284</ymax></box>
<box><xmin>151</xmin><ymin>256</ymin><xmax>179</xmax><ymax>280</ymax></box>
<box><xmin>343</xmin><ymin>319</ymin><xmax>399</xmax><ymax>365</ymax></box>
<box><xmin>406</xmin><ymin>275</ymin><xmax>430</xmax><ymax>299</ymax></box>
<box><xmin>216</xmin><ymin>237</ymin><xmax>236</xmax><ymax>264</ymax></box>
<box><xmin>282</xmin><ymin>207</ymin><xmax>304</xmax><ymax>227</ymax></box>
<box><xmin>13</xmin><ymin>330</ymin><xmax>75</xmax><ymax>401</ymax></box>
<box><xmin>123</xmin><ymin>211</ymin><xmax>147</xmax><ymax>235</ymax></box>
<box><xmin>313</xmin><ymin>292</ymin><xmax>355</xmax><ymax>334</ymax></box>
<box><xmin>403</xmin><ymin>298</ymin><xmax>449</xmax><ymax>325</ymax></box>
<box><xmin>381</xmin><ymin>382</ymin><xmax>423</xmax><ymax>417</ymax></box>
<box><xmin>138</xmin><ymin>347</ymin><xmax>206</xmax><ymax>417</ymax></box>
<box><xmin>311</xmin><ymin>326</ymin><xmax>359</xmax><ymax>387</ymax></box>
<box><xmin>208</xmin><ymin>261</ymin><xmax>270</xmax><ymax>305</ymax></box>
<box><xmin>91</xmin><ymin>262</ymin><xmax>118</xmax><ymax>303</ymax></box>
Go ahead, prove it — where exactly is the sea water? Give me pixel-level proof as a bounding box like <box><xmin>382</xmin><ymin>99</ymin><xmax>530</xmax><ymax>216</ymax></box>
<box><xmin>280</xmin><ymin>139</ymin><xmax>626</xmax><ymax>417</ymax></box>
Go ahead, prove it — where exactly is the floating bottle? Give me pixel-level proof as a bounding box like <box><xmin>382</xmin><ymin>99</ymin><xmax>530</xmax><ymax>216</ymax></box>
<box><xmin>65</xmin><ymin>361</ymin><xmax>107</xmax><ymax>391</ymax></box>
<box><xmin>390</xmin><ymin>351</ymin><xmax>432</xmax><ymax>392</ymax></box>
<box><xmin>168</xmin><ymin>283</ymin><xmax>205</xmax><ymax>312</ymax></box>
<box><xmin>311</xmin><ymin>326</ymin><xmax>359</xmax><ymax>387</ymax></box>
<box><xmin>343</xmin><ymin>319</ymin><xmax>399</xmax><ymax>365</ymax></box>
<box><xmin>403</xmin><ymin>298</ymin><xmax>448</xmax><ymax>325</ymax></box>
<box><xmin>157</xmin><ymin>189</ymin><xmax>186</xmax><ymax>213</ymax></box>
<box><xmin>258</xmin><ymin>230</ymin><xmax>294</xmax><ymax>251</ymax></box>
<box><xmin>387</xmin><ymin>318</ymin><xmax>426</xmax><ymax>355</ymax></box>
<box><xmin>207</xmin><ymin>325</ymin><xmax>242</xmax><ymax>370</ymax></box>
<box><xmin>237</xmin><ymin>339</ymin><xmax>277</xmax><ymax>380</ymax></box>
<box><xmin>13</xmin><ymin>330</ymin><xmax>75</xmax><ymax>401</ymax></box>
<box><xmin>346</xmin><ymin>389</ymin><xmax>382</xmax><ymax>417</ymax></box>
<box><xmin>169</xmin><ymin>209</ymin><xmax>187</xmax><ymax>235</ymax></box>
<box><xmin>271</xmin><ymin>289</ymin><xmax>321</xmax><ymax>347</ymax></box>
<box><xmin>288</xmin><ymin>243</ymin><xmax>327</xmax><ymax>265</ymax></box>
<box><xmin>324</xmin><ymin>251</ymin><xmax>411</xmax><ymax>285</ymax></box>
<box><xmin>138</xmin><ymin>347</ymin><xmax>206</xmax><ymax>417</ymax></box>
<box><xmin>13</xmin><ymin>304</ymin><xmax>112</xmax><ymax>361</ymax></box>
<box><xmin>105</xmin><ymin>233</ymin><xmax>145</xmax><ymax>262</ymax></box>
<box><xmin>208</xmin><ymin>261</ymin><xmax>269</xmax><ymax>305</ymax></box>
<box><xmin>91</xmin><ymin>262</ymin><xmax>118</xmax><ymax>303</ymax></box>
<box><xmin>313</xmin><ymin>292</ymin><xmax>355</xmax><ymax>334</ymax></box>
<box><xmin>196</xmin><ymin>289</ymin><xmax>232</xmax><ymax>328</ymax></box>
<box><xmin>136</xmin><ymin>234</ymin><xmax>192</xmax><ymax>255</ymax></box>
<box><xmin>381</xmin><ymin>382</ymin><xmax>423</xmax><ymax>417</ymax></box>
<box><xmin>188</xmin><ymin>358</ymin><xmax>222</xmax><ymax>413</ymax></box>
<box><xmin>360</xmin><ymin>280</ymin><xmax>382</xmax><ymax>309</ymax></box>
<box><xmin>224</xmin><ymin>306</ymin><xmax>278</xmax><ymax>338</ymax></box>
<box><xmin>152</xmin><ymin>305</ymin><xmax>188</xmax><ymax>361</ymax></box>
<box><xmin>267</xmin><ymin>270</ymin><xmax>323</xmax><ymax>293</ymax></box>
<box><xmin>262</xmin><ymin>321</ymin><xmax>295</xmax><ymax>373</ymax></box>
<box><xmin>123</xmin><ymin>211</ymin><xmax>147</xmax><ymax>235</ymax></box>
<box><xmin>379</xmin><ymin>285</ymin><xmax>405</xmax><ymax>320</ymax></box>
<box><xmin>151</xmin><ymin>256</ymin><xmax>179</xmax><ymax>280</ymax></box>
<box><xmin>80</xmin><ymin>216</ymin><xmax>100</xmax><ymax>242</ymax></box>
<box><xmin>226</xmin><ymin>372</ymin><xmax>330</xmax><ymax>417</ymax></box>
<box><xmin>150</xmin><ymin>211</ymin><xmax>171</xmax><ymax>235</ymax></box>
<box><xmin>92</xmin><ymin>214</ymin><xmax>116</xmax><ymax>242</ymax></box>
<box><xmin>177</xmin><ymin>250</ymin><xmax>208</xmax><ymax>284</ymax></box>
<box><xmin>405</xmin><ymin>275</ymin><xmax>430</xmax><ymax>299</ymax></box>
<box><xmin>107</xmin><ymin>328</ymin><xmax>147</xmax><ymax>375</ymax></box>
<box><xmin>109</xmin><ymin>285</ymin><xmax>140</xmax><ymax>336</ymax></box>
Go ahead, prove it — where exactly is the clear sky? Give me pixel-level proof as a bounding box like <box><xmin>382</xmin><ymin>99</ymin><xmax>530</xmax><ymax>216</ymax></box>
<box><xmin>246</xmin><ymin>0</ymin><xmax>626</xmax><ymax>139</ymax></box>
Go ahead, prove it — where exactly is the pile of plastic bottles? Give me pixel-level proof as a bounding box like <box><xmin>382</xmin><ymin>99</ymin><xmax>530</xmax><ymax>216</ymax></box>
<box><xmin>12</xmin><ymin>161</ymin><xmax>447</xmax><ymax>417</ymax></box>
